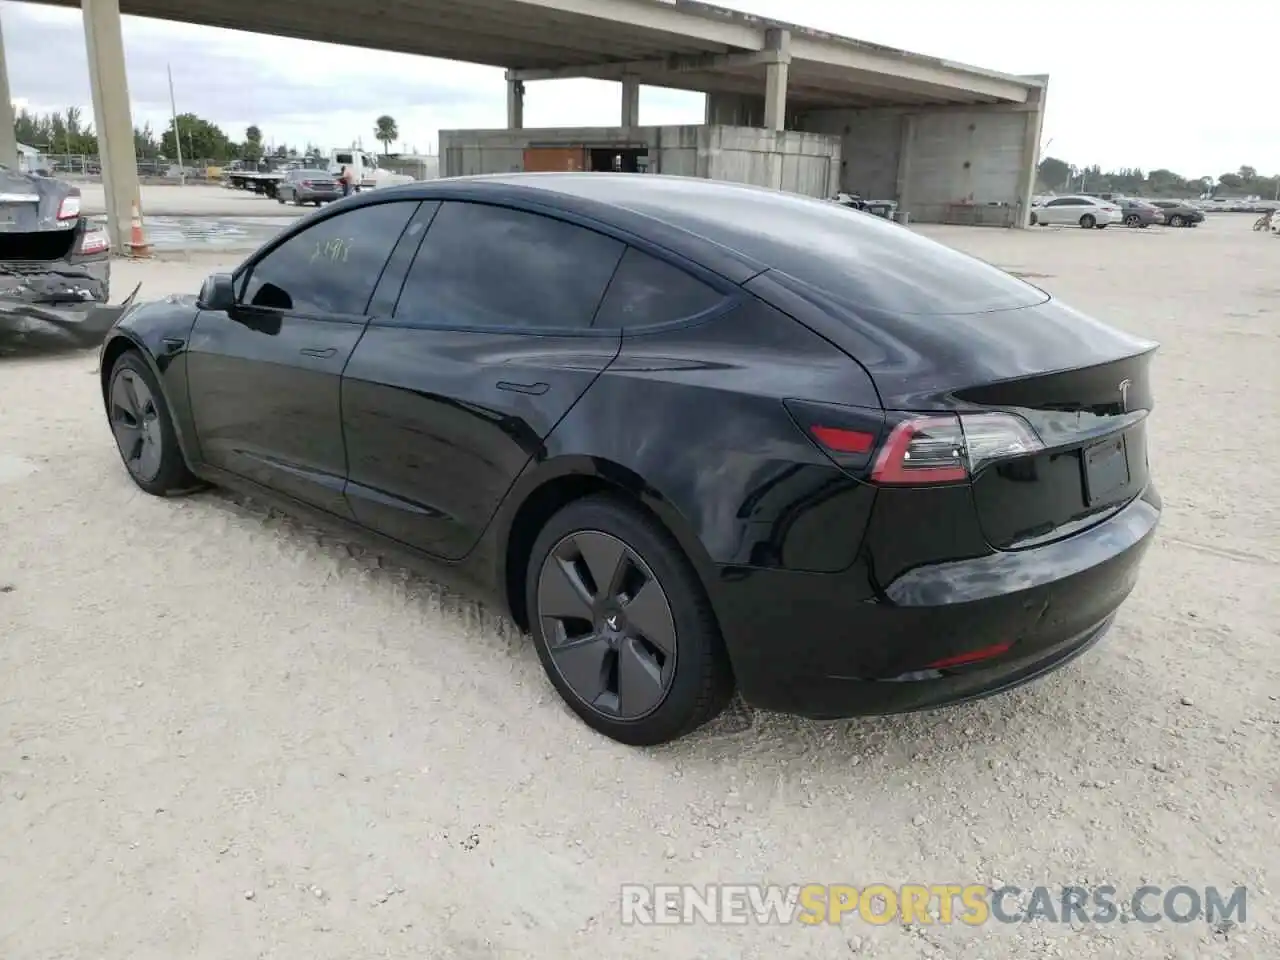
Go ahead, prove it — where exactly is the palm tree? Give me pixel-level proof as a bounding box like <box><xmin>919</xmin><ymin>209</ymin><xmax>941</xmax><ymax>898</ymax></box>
<box><xmin>374</xmin><ymin>115</ymin><xmax>398</xmax><ymax>156</ymax></box>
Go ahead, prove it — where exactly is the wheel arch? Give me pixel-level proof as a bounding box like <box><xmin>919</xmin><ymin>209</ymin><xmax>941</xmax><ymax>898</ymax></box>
<box><xmin>100</xmin><ymin>330</ymin><xmax>200</xmax><ymax>472</ymax></box>
<box><xmin>495</xmin><ymin>455</ymin><xmax>719</xmax><ymax>633</ymax></box>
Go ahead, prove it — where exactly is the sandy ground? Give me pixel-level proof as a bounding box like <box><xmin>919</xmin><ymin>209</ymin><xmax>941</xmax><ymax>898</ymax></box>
<box><xmin>1</xmin><ymin>217</ymin><xmax>1276</xmax><ymax>960</ymax></box>
<box><xmin>77</xmin><ymin>182</ymin><xmax>310</xmax><ymax>219</ymax></box>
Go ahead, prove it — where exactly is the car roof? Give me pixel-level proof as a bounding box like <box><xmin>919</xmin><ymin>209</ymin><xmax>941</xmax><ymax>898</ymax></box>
<box><xmin>322</xmin><ymin>173</ymin><xmax>1049</xmax><ymax>318</ymax></box>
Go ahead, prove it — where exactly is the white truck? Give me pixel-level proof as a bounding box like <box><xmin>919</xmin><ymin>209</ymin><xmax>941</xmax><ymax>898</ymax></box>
<box><xmin>327</xmin><ymin>149</ymin><xmax>415</xmax><ymax>191</ymax></box>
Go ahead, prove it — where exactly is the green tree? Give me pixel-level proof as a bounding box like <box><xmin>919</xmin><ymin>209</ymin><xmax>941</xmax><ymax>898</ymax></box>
<box><xmin>161</xmin><ymin>113</ymin><xmax>232</xmax><ymax>162</ymax></box>
<box><xmin>374</xmin><ymin>114</ymin><xmax>398</xmax><ymax>155</ymax></box>
<box><xmin>243</xmin><ymin>124</ymin><xmax>264</xmax><ymax>162</ymax></box>
<box><xmin>1036</xmin><ymin>156</ymin><xmax>1071</xmax><ymax>190</ymax></box>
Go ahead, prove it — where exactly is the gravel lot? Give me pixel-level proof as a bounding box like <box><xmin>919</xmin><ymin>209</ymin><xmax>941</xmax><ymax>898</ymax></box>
<box><xmin>1</xmin><ymin>217</ymin><xmax>1276</xmax><ymax>960</ymax></box>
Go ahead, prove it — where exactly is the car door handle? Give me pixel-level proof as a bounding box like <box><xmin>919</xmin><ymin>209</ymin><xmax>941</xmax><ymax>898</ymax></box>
<box><xmin>496</xmin><ymin>380</ymin><xmax>550</xmax><ymax>396</ymax></box>
<box><xmin>300</xmin><ymin>347</ymin><xmax>337</xmax><ymax>359</ymax></box>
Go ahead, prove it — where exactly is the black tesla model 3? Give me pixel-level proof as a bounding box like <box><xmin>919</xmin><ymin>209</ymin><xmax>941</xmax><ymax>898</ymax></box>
<box><xmin>99</xmin><ymin>174</ymin><xmax>1161</xmax><ymax>745</ymax></box>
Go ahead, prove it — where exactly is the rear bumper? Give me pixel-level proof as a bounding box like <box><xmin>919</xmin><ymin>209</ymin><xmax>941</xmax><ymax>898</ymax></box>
<box><xmin>710</xmin><ymin>485</ymin><xmax>1161</xmax><ymax>719</ymax></box>
<box><xmin>296</xmin><ymin>187</ymin><xmax>341</xmax><ymax>202</ymax></box>
<box><xmin>0</xmin><ymin>257</ymin><xmax>118</xmax><ymax>356</ymax></box>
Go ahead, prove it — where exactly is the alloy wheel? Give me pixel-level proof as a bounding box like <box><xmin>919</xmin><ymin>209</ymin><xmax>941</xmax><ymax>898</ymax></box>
<box><xmin>536</xmin><ymin>530</ymin><xmax>677</xmax><ymax>720</ymax></box>
<box><xmin>109</xmin><ymin>368</ymin><xmax>163</xmax><ymax>482</ymax></box>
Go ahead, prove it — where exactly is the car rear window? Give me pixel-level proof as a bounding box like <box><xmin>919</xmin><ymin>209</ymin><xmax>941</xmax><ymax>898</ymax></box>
<box><xmin>543</xmin><ymin>178</ymin><xmax>1048</xmax><ymax>317</ymax></box>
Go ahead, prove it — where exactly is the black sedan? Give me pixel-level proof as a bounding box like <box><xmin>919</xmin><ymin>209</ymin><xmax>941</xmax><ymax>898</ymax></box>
<box><xmin>1</xmin><ymin>164</ymin><xmax>115</xmax><ymax>354</ymax></box>
<box><xmin>97</xmin><ymin>175</ymin><xmax>1161</xmax><ymax>745</ymax></box>
<box><xmin>1148</xmin><ymin>201</ymin><xmax>1204</xmax><ymax>227</ymax></box>
<box><xmin>1115</xmin><ymin>198</ymin><xmax>1163</xmax><ymax>228</ymax></box>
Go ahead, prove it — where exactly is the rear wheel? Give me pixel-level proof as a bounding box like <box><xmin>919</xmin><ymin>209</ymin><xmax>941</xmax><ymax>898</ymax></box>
<box><xmin>1125</xmin><ymin>214</ymin><xmax>1141</xmax><ymax>227</ymax></box>
<box><xmin>107</xmin><ymin>352</ymin><xmax>200</xmax><ymax>497</ymax></box>
<box><xmin>1170</xmin><ymin>214</ymin><xmax>1186</xmax><ymax>227</ymax></box>
<box><xmin>1080</xmin><ymin>214</ymin><xmax>1096</xmax><ymax>229</ymax></box>
<box><xmin>526</xmin><ymin>495</ymin><xmax>733</xmax><ymax>745</ymax></box>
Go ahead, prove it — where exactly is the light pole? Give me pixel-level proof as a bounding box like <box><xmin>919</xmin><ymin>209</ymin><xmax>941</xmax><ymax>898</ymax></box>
<box><xmin>167</xmin><ymin>63</ymin><xmax>184</xmax><ymax>184</ymax></box>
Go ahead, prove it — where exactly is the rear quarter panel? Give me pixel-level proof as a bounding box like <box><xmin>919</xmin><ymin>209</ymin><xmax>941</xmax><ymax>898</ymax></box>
<box><xmin>505</xmin><ymin>300</ymin><xmax>884</xmax><ymax>577</ymax></box>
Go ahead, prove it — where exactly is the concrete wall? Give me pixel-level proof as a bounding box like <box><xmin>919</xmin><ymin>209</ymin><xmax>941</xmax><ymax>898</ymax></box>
<box><xmin>439</xmin><ymin>124</ymin><xmax>841</xmax><ymax>198</ymax></box>
<box><xmin>796</xmin><ymin>97</ymin><xmax>1045</xmax><ymax>226</ymax></box>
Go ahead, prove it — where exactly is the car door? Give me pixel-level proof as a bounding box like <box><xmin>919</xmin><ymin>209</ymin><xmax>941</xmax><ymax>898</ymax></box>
<box><xmin>185</xmin><ymin>199</ymin><xmax>419</xmax><ymax>518</ymax></box>
<box><xmin>340</xmin><ymin>199</ymin><xmax>627</xmax><ymax>559</ymax></box>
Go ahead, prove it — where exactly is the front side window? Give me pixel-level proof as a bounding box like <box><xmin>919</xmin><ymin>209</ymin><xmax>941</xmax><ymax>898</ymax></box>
<box><xmin>241</xmin><ymin>201</ymin><xmax>417</xmax><ymax>316</ymax></box>
<box><xmin>394</xmin><ymin>201</ymin><xmax>625</xmax><ymax>331</ymax></box>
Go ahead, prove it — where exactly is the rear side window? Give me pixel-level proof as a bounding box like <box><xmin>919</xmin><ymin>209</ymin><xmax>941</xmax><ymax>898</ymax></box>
<box><xmin>593</xmin><ymin>247</ymin><xmax>727</xmax><ymax>330</ymax></box>
<box><xmin>394</xmin><ymin>201</ymin><xmax>624</xmax><ymax>330</ymax></box>
<box><xmin>241</xmin><ymin>200</ymin><xmax>416</xmax><ymax>316</ymax></box>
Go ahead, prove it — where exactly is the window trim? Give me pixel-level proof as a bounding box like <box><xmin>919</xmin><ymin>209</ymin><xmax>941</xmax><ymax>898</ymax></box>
<box><xmin>234</xmin><ymin>198</ymin><xmax>421</xmax><ymax>323</ymax></box>
<box><xmin>374</xmin><ymin>198</ymin><xmax>744</xmax><ymax>338</ymax></box>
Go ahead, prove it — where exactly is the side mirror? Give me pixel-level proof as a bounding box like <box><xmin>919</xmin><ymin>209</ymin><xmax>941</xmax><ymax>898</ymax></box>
<box><xmin>198</xmin><ymin>272</ymin><xmax>236</xmax><ymax>311</ymax></box>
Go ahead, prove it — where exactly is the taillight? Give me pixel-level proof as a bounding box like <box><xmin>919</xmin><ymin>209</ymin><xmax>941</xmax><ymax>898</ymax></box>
<box><xmin>78</xmin><ymin>225</ymin><xmax>109</xmax><ymax>255</ymax></box>
<box><xmin>787</xmin><ymin>402</ymin><xmax>1043</xmax><ymax>486</ymax></box>
<box><xmin>57</xmin><ymin>195</ymin><xmax>82</xmax><ymax>220</ymax></box>
<box><xmin>870</xmin><ymin>412</ymin><xmax>1041</xmax><ymax>485</ymax></box>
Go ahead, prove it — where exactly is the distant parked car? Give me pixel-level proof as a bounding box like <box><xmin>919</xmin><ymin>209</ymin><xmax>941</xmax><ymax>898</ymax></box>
<box><xmin>275</xmin><ymin>168</ymin><xmax>341</xmax><ymax>206</ymax></box>
<box><xmin>1029</xmin><ymin>195</ymin><xmax>1121</xmax><ymax>229</ymax></box>
<box><xmin>1148</xmin><ymin>201</ymin><xmax>1204</xmax><ymax>228</ymax></box>
<box><xmin>1114</xmin><ymin>198</ymin><xmax>1164</xmax><ymax>228</ymax></box>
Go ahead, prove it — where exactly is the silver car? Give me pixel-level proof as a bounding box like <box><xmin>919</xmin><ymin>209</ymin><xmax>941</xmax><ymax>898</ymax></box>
<box><xmin>275</xmin><ymin>168</ymin><xmax>341</xmax><ymax>207</ymax></box>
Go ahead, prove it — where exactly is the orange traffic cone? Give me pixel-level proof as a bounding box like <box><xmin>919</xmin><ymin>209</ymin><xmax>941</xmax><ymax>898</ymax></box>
<box><xmin>127</xmin><ymin>202</ymin><xmax>150</xmax><ymax>258</ymax></box>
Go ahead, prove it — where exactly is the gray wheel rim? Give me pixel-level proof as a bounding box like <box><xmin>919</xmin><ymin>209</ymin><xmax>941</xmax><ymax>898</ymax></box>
<box><xmin>109</xmin><ymin>368</ymin><xmax>163</xmax><ymax>482</ymax></box>
<box><xmin>536</xmin><ymin>530</ymin><xmax>677</xmax><ymax>721</ymax></box>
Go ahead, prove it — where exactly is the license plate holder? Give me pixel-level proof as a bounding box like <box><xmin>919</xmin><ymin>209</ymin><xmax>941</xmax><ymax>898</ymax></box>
<box><xmin>1082</xmin><ymin>435</ymin><xmax>1130</xmax><ymax>507</ymax></box>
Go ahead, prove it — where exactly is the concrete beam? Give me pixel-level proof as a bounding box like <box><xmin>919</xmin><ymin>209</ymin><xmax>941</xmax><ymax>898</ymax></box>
<box><xmin>0</xmin><ymin>14</ymin><xmax>19</xmax><ymax>169</ymax></box>
<box><xmin>505</xmin><ymin>75</ymin><xmax>525</xmax><ymax>128</ymax></box>
<box><xmin>502</xmin><ymin>0</ymin><xmax>763</xmax><ymax>49</ymax></box>
<box><xmin>83</xmin><ymin>0</ymin><xmax>142</xmax><ymax>254</ymax></box>
<box><xmin>620</xmin><ymin>76</ymin><xmax>639</xmax><ymax>127</ymax></box>
<box><xmin>763</xmin><ymin>28</ymin><xmax>790</xmax><ymax>132</ymax></box>
<box><xmin>509</xmin><ymin>47</ymin><xmax>780</xmax><ymax>82</ymax></box>
<box><xmin>789</xmin><ymin>36</ymin><xmax>1032</xmax><ymax>104</ymax></box>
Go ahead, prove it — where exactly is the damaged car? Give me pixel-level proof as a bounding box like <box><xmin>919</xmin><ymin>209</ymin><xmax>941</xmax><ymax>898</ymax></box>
<box><xmin>0</xmin><ymin>164</ymin><xmax>123</xmax><ymax>356</ymax></box>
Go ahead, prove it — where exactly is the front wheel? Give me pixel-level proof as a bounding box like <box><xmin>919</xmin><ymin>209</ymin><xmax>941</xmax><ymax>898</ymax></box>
<box><xmin>526</xmin><ymin>495</ymin><xmax>734</xmax><ymax>745</ymax></box>
<box><xmin>1029</xmin><ymin>212</ymin><xmax>1038</xmax><ymax>226</ymax></box>
<box><xmin>1080</xmin><ymin>214</ymin><xmax>1097</xmax><ymax>229</ymax></box>
<box><xmin>107</xmin><ymin>352</ymin><xmax>200</xmax><ymax>497</ymax></box>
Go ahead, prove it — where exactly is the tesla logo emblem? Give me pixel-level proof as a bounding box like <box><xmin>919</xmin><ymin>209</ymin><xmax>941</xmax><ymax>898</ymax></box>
<box><xmin>1118</xmin><ymin>379</ymin><xmax>1132</xmax><ymax>412</ymax></box>
<box><xmin>606</xmin><ymin>615</ymin><xmax>619</xmax><ymax>630</ymax></box>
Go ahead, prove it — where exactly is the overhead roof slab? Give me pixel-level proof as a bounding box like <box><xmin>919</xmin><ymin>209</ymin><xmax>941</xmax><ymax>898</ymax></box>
<box><xmin>34</xmin><ymin>0</ymin><xmax>1042</xmax><ymax>107</ymax></box>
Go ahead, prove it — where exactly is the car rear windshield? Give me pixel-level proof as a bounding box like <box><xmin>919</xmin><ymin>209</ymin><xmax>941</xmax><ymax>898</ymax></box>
<box><xmin>549</xmin><ymin>178</ymin><xmax>1049</xmax><ymax>317</ymax></box>
<box><xmin>298</xmin><ymin>170</ymin><xmax>330</xmax><ymax>178</ymax></box>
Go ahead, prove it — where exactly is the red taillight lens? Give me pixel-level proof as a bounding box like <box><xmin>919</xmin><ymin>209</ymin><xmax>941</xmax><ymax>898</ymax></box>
<box><xmin>871</xmin><ymin>415</ymin><xmax>969</xmax><ymax>484</ymax></box>
<box><xmin>57</xmin><ymin>195</ymin><xmax>82</xmax><ymax>220</ymax></box>
<box><xmin>809</xmin><ymin>425</ymin><xmax>875</xmax><ymax>454</ymax></box>
<box><xmin>871</xmin><ymin>412</ymin><xmax>1043</xmax><ymax>486</ymax></box>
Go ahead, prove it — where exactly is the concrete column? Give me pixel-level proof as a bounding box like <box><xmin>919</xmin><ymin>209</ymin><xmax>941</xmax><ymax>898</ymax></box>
<box><xmin>0</xmin><ymin>14</ymin><xmax>18</xmax><ymax>170</ymax></box>
<box><xmin>83</xmin><ymin>0</ymin><xmax>142</xmax><ymax>254</ymax></box>
<box><xmin>505</xmin><ymin>73</ymin><xmax>525</xmax><ymax>129</ymax></box>
<box><xmin>1015</xmin><ymin>79</ymin><xmax>1048</xmax><ymax>228</ymax></box>
<box><xmin>621</xmin><ymin>76</ymin><xmax>640</xmax><ymax>127</ymax></box>
<box><xmin>763</xmin><ymin>28</ymin><xmax>791</xmax><ymax>133</ymax></box>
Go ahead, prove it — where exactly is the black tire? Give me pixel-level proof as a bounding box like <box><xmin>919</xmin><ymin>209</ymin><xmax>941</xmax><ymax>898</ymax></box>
<box><xmin>276</xmin><ymin>195</ymin><xmax>286</xmax><ymax>204</ymax></box>
<box><xmin>1125</xmin><ymin>214</ymin><xmax>1140</xmax><ymax>227</ymax></box>
<box><xmin>106</xmin><ymin>351</ymin><xmax>200</xmax><ymax>497</ymax></box>
<box><xmin>1080</xmin><ymin>214</ymin><xmax>1096</xmax><ymax>229</ymax></box>
<box><xmin>1029</xmin><ymin>212</ymin><xmax>1038</xmax><ymax>226</ymax></box>
<box><xmin>525</xmin><ymin>494</ymin><xmax>734</xmax><ymax>745</ymax></box>
<box><xmin>1170</xmin><ymin>215</ymin><xmax>1185</xmax><ymax>227</ymax></box>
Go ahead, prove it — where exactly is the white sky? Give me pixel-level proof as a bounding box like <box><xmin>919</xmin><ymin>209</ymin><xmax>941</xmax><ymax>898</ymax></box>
<box><xmin>2</xmin><ymin>0</ymin><xmax>1275</xmax><ymax>177</ymax></box>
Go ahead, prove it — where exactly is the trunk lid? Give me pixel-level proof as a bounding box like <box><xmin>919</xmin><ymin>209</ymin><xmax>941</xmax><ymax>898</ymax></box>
<box><xmin>754</xmin><ymin>280</ymin><xmax>1159</xmax><ymax>551</ymax></box>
